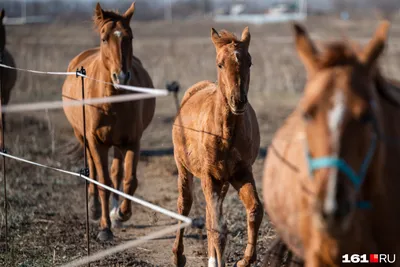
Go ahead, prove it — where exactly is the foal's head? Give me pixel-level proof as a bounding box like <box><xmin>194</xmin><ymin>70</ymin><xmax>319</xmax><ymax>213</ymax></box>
<box><xmin>0</xmin><ymin>9</ymin><xmax>6</xmax><ymax>53</ymax></box>
<box><xmin>295</xmin><ymin>21</ymin><xmax>390</xmax><ymax>232</ymax></box>
<box><xmin>94</xmin><ymin>2</ymin><xmax>135</xmax><ymax>85</ymax></box>
<box><xmin>211</xmin><ymin>27</ymin><xmax>252</xmax><ymax>115</ymax></box>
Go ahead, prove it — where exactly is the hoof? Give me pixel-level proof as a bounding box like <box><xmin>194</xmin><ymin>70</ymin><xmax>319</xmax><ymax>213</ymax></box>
<box><xmin>89</xmin><ymin>196</ymin><xmax>101</xmax><ymax>221</ymax></box>
<box><xmin>172</xmin><ymin>254</ymin><xmax>186</xmax><ymax>267</ymax></box>
<box><xmin>97</xmin><ymin>228</ymin><xmax>114</xmax><ymax>242</ymax></box>
<box><xmin>234</xmin><ymin>259</ymin><xmax>250</xmax><ymax>267</ymax></box>
<box><xmin>110</xmin><ymin>207</ymin><xmax>123</xmax><ymax>229</ymax></box>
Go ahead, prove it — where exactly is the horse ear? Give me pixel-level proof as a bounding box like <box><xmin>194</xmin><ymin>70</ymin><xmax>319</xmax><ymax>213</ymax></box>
<box><xmin>94</xmin><ymin>2</ymin><xmax>104</xmax><ymax>28</ymax></box>
<box><xmin>293</xmin><ymin>23</ymin><xmax>319</xmax><ymax>75</ymax></box>
<box><xmin>360</xmin><ymin>20</ymin><xmax>390</xmax><ymax>70</ymax></box>
<box><xmin>124</xmin><ymin>2</ymin><xmax>136</xmax><ymax>22</ymax></box>
<box><xmin>0</xmin><ymin>9</ymin><xmax>5</xmax><ymax>21</ymax></box>
<box><xmin>241</xmin><ymin>26</ymin><xmax>251</xmax><ymax>49</ymax></box>
<box><xmin>211</xmin><ymin>28</ymin><xmax>222</xmax><ymax>50</ymax></box>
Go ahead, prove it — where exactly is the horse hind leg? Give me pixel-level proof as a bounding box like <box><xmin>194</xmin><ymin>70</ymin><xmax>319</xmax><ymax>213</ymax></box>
<box><xmin>231</xmin><ymin>169</ymin><xmax>264</xmax><ymax>267</ymax></box>
<box><xmin>172</xmin><ymin>162</ymin><xmax>193</xmax><ymax>267</ymax></box>
<box><xmin>109</xmin><ymin>147</ymin><xmax>124</xmax><ymax>228</ymax></box>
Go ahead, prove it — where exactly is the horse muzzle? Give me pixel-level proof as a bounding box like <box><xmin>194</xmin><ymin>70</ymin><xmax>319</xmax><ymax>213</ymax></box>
<box><xmin>112</xmin><ymin>71</ymin><xmax>131</xmax><ymax>86</ymax></box>
<box><xmin>229</xmin><ymin>95</ymin><xmax>248</xmax><ymax>115</ymax></box>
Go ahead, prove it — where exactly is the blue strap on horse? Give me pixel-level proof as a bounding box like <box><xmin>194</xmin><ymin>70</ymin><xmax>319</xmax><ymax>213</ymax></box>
<box><xmin>306</xmin><ymin>132</ymin><xmax>377</xmax><ymax>209</ymax></box>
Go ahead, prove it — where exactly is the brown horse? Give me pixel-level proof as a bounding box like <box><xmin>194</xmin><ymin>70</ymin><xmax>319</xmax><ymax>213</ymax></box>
<box><xmin>263</xmin><ymin>21</ymin><xmax>400</xmax><ymax>266</ymax></box>
<box><xmin>0</xmin><ymin>9</ymin><xmax>17</xmax><ymax>134</ymax></box>
<box><xmin>172</xmin><ymin>27</ymin><xmax>264</xmax><ymax>267</ymax></box>
<box><xmin>62</xmin><ymin>2</ymin><xmax>155</xmax><ymax>241</ymax></box>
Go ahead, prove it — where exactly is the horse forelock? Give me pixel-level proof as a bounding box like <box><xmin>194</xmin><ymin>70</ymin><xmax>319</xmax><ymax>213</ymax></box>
<box><xmin>317</xmin><ymin>42</ymin><xmax>360</xmax><ymax>69</ymax></box>
<box><xmin>214</xmin><ymin>30</ymin><xmax>250</xmax><ymax>51</ymax></box>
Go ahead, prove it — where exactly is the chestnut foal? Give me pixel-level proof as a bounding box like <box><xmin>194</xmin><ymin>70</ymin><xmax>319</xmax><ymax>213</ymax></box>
<box><xmin>172</xmin><ymin>27</ymin><xmax>264</xmax><ymax>267</ymax></box>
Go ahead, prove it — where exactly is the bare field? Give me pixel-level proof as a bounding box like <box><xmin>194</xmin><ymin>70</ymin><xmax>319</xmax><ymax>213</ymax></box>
<box><xmin>0</xmin><ymin>16</ymin><xmax>400</xmax><ymax>267</ymax></box>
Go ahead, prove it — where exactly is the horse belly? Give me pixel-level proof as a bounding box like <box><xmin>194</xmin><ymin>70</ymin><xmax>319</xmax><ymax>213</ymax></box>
<box><xmin>181</xmin><ymin>141</ymin><xmax>245</xmax><ymax>180</ymax></box>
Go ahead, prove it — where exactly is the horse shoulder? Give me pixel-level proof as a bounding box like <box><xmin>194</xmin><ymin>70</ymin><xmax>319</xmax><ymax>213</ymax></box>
<box><xmin>67</xmin><ymin>47</ymin><xmax>100</xmax><ymax>72</ymax></box>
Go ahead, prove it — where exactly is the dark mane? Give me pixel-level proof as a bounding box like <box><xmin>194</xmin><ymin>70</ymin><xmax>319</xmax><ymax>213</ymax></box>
<box><xmin>317</xmin><ymin>42</ymin><xmax>359</xmax><ymax>69</ymax></box>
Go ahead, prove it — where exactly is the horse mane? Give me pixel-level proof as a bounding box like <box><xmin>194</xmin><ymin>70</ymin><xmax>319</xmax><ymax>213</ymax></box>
<box><xmin>317</xmin><ymin>42</ymin><xmax>360</xmax><ymax>69</ymax></box>
<box><xmin>317</xmin><ymin>40</ymin><xmax>400</xmax><ymax>107</ymax></box>
<box><xmin>213</xmin><ymin>30</ymin><xmax>241</xmax><ymax>47</ymax></box>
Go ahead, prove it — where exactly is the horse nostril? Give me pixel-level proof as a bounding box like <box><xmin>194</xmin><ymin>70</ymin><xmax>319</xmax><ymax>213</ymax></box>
<box><xmin>238</xmin><ymin>95</ymin><xmax>247</xmax><ymax>104</ymax></box>
<box><xmin>112</xmin><ymin>73</ymin><xmax>118</xmax><ymax>81</ymax></box>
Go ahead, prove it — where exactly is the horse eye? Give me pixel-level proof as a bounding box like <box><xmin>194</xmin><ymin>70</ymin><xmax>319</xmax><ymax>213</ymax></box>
<box><xmin>218</xmin><ymin>63</ymin><xmax>223</xmax><ymax>69</ymax></box>
<box><xmin>303</xmin><ymin>112</ymin><xmax>313</xmax><ymax>122</ymax></box>
<box><xmin>102</xmin><ymin>38</ymin><xmax>108</xmax><ymax>44</ymax></box>
<box><xmin>303</xmin><ymin>106</ymin><xmax>316</xmax><ymax>122</ymax></box>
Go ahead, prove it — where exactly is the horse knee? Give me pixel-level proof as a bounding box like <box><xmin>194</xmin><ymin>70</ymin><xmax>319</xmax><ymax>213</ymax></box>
<box><xmin>123</xmin><ymin>175</ymin><xmax>138</xmax><ymax>193</ymax></box>
<box><xmin>249</xmin><ymin>203</ymin><xmax>264</xmax><ymax>224</ymax></box>
<box><xmin>98</xmin><ymin>187</ymin><xmax>111</xmax><ymax>200</ymax></box>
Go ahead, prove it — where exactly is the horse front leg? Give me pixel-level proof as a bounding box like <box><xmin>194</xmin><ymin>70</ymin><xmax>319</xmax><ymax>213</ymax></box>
<box><xmin>201</xmin><ymin>176</ymin><xmax>229</xmax><ymax>267</ymax></box>
<box><xmin>230</xmin><ymin>169</ymin><xmax>264</xmax><ymax>267</ymax></box>
<box><xmin>172</xmin><ymin>161</ymin><xmax>193</xmax><ymax>267</ymax></box>
<box><xmin>111</xmin><ymin>143</ymin><xmax>139</xmax><ymax>225</ymax></box>
<box><xmin>88</xmin><ymin>138</ymin><xmax>113</xmax><ymax>241</ymax></box>
<box><xmin>110</xmin><ymin>146</ymin><xmax>125</xmax><ymax>228</ymax></box>
<box><xmin>86</xmin><ymin>147</ymin><xmax>101</xmax><ymax>221</ymax></box>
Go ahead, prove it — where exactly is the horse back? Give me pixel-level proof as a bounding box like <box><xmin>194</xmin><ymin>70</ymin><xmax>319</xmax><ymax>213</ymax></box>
<box><xmin>180</xmin><ymin>80</ymin><xmax>214</xmax><ymax>109</ymax></box>
<box><xmin>67</xmin><ymin>47</ymin><xmax>100</xmax><ymax>73</ymax></box>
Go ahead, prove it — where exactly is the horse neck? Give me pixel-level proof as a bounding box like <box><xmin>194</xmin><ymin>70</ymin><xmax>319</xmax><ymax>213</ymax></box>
<box><xmin>215</xmin><ymin>83</ymin><xmax>241</xmax><ymax>142</ymax></box>
<box><xmin>95</xmin><ymin>56</ymin><xmax>117</xmax><ymax>96</ymax></box>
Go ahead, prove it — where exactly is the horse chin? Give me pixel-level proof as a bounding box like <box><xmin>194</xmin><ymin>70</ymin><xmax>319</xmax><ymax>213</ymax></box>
<box><xmin>111</xmin><ymin>79</ymin><xmax>130</xmax><ymax>89</ymax></box>
<box><xmin>229</xmin><ymin>105</ymin><xmax>247</xmax><ymax>115</ymax></box>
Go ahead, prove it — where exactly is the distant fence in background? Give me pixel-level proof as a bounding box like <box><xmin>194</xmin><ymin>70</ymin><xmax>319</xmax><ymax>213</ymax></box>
<box><xmin>2</xmin><ymin>0</ymin><xmax>168</xmax><ymax>24</ymax></box>
<box><xmin>1</xmin><ymin>0</ymin><xmax>399</xmax><ymax>26</ymax></box>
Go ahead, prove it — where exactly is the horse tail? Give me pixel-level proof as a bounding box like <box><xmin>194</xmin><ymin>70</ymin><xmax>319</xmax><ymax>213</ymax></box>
<box><xmin>61</xmin><ymin>139</ymin><xmax>84</xmax><ymax>162</ymax></box>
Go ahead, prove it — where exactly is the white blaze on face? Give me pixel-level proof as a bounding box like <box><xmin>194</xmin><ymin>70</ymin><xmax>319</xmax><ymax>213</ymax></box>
<box><xmin>114</xmin><ymin>30</ymin><xmax>122</xmax><ymax>38</ymax></box>
<box><xmin>234</xmin><ymin>50</ymin><xmax>240</xmax><ymax>63</ymax></box>
<box><xmin>324</xmin><ymin>90</ymin><xmax>346</xmax><ymax>215</ymax></box>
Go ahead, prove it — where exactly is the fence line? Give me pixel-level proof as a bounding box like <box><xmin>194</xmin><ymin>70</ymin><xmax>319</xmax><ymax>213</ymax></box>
<box><xmin>0</xmin><ymin>59</ymin><xmax>189</xmax><ymax>265</ymax></box>
<box><xmin>0</xmin><ymin>151</ymin><xmax>191</xmax><ymax>224</ymax></box>
<box><xmin>61</xmin><ymin>222</ymin><xmax>191</xmax><ymax>267</ymax></box>
<box><xmin>1</xmin><ymin>93</ymin><xmax>163</xmax><ymax>113</ymax></box>
<box><xmin>0</xmin><ymin>63</ymin><xmax>168</xmax><ymax>96</ymax></box>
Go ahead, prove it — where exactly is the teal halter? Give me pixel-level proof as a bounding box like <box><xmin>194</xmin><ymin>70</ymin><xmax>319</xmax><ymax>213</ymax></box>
<box><xmin>306</xmin><ymin>129</ymin><xmax>378</xmax><ymax>209</ymax></box>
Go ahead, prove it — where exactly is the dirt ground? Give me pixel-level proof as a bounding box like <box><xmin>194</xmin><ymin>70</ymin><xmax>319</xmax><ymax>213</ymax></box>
<box><xmin>0</xmin><ymin>14</ymin><xmax>400</xmax><ymax>267</ymax></box>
